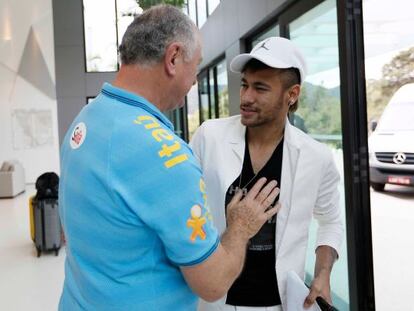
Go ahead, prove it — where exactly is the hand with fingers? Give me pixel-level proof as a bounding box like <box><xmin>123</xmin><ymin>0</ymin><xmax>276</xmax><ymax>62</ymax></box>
<box><xmin>226</xmin><ymin>177</ymin><xmax>281</xmax><ymax>240</ymax></box>
<box><xmin>303</xmin><ymin>270</ymin><xmax>332</xmax><ymax>309</ymax></box>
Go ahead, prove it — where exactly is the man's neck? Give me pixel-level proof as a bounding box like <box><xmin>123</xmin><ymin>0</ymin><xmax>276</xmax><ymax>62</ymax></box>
<box><xmin>112</xmin><ymin>64</ymin><xmax>169</xmax><ymax>112</ymax></box>
<box><xmin>247</xmin><ymin>118</ymin><xmax>286</xmax><ymax>148</ymax></box>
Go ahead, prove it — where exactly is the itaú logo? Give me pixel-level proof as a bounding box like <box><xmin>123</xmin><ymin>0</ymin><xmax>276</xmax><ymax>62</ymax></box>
<box><xmin>393</xmin><ymin>152</ymin><xmax>406</xmax><ymax>164</ymax></box>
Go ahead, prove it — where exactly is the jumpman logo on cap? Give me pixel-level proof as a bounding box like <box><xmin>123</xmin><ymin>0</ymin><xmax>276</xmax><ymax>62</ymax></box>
<box><xmin>254</xmin><ymin>38</ymin><xmax>271</xmax><ymax>52</ymax></box>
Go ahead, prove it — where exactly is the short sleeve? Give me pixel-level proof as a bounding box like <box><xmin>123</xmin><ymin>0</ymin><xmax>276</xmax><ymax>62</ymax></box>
<box><xmin>110</xmin><ymin>114</ymin><xmax>219</xmax><ymax>266</ymax></box>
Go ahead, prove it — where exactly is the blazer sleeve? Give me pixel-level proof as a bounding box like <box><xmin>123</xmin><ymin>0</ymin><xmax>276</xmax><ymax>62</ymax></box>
<box><xmin>313</xmin><ymin>152</ymin><xmax>344</xmax><ymax>257</ymax></box>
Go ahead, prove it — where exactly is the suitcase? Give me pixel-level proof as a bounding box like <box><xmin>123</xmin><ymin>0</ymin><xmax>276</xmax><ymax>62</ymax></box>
<box><xmin>29</xmin><ymin>195</ymin><xmax>35</xmax><ymax>242</ymax></box>
<box><xmin>30</xmin><ymin>196</ymin><xmax>62</xmax><ymax>257</ymax></box>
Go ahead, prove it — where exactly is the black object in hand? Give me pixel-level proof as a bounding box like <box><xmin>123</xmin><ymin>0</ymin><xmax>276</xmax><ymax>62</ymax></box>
<box><xmin>316</xmin><ymin>296</ymin><xmax>339</xmax><ymax>311</ymax></box>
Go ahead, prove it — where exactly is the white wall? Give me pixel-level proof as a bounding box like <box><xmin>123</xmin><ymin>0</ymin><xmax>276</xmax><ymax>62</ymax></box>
<box><xmin>0</xmin><ymin>0</ymin><xmax>60</xmax><ymax>183</ymax></box>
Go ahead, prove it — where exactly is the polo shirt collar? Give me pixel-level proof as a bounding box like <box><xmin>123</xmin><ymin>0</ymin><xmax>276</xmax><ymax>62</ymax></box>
<box><xmin>101</xmin><ymin>83</ymin><xmax>174</xmax><ymax>130</ymax></box>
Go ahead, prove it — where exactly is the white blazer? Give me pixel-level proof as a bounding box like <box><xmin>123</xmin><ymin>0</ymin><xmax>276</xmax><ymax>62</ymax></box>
<box><xmin>190</xmin><ymin>115</ymin><xmax>344</xmax><ymax>310</ymax></box>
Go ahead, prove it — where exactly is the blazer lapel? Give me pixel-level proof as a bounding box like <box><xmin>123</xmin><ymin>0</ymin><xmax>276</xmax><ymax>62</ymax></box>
<box><xmin>211</xmin><ymin>117</ymin><xmax>245</xmax><ymax>234</ymax></box>
<box><xmin>223</xmin><ymin>117</ymin><xmax>246</xmax><ymax>189</ymax></box>
<box><xmin>276</xmin><ymin>120</ymin><xmax>301</xmax><ymax>256</ymax></box>
<box><xmin>222</xmin><ymin>116</ymin><xmax>302</xmax><ymax>256</ymax></box>
<box><xmin>228</xmin><ymin>117</ymin><xmax>246</xmax><ymax>162</ymax></box>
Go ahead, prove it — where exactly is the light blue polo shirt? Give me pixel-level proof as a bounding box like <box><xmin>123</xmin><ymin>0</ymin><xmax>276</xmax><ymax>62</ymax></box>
<box><xmin>59</xmin><ymin>83</ymin><xmax>219</xmax><ymax>310</ymax></box>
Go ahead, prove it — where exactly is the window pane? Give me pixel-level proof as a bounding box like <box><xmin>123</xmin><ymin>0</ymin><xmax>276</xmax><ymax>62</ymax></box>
<box><xmin>251</xmin><ymin>25</ymin><xmax>280</xmax><ymax>48</ymax></box>
<box><xmin>187</xmin><ymin>84</ymin><xmax>200</xmax><ymax>140</ymax></box>
<box><xmin>289</xmin><ymin>0</ymin><xmax>349</xmax><ymax>309</ymax></box>
<box><xmin>188</xmin><ymin>0</ymin><xmax>197</xmax><ymax>25</ymax></box>
<box><xmin>208</xmin><ymin>0</ymin><xmax>220</xmax><ymax>15</ymax></box>
<box><xmin>209</xmin><ymin>68</ymin><xmax>216</xmax><ymax>118</ymax></box>
<box><xmin>83</xmin><ymin>0</ymin><xmax>118</xmax><ymax>72</ymax></box>
<box><xmin>171</xmin><ymin>108</ymin><xmax>184</xmax><ymax>138</ymax></box>
<box><xmin>181</xmin><ymin>0</ymin><xmax>189</xmax><ymax>15</ymax></box>
<box><xmin>198</xmin><ymin>74</ymin><xmax>209</xmax><ymax>122</ymax></box>
<box><xmin>216</xmin><ymin>59</ymin><xmax>229</xmax><ymax>118</ymax></box>
<box><xmin>363</xmin><ymin>0</ymin><xmax>414</xmax><ymax>309</ymax></box>
<box><xmin>116</xmin><ymin>0</ymin><xmax>141</xmax><ymax>46</ymax></box>
<box><xmin>197</xmin><ymin>0</ymin><xmax>207</xmax><ymax>27</ymax></box>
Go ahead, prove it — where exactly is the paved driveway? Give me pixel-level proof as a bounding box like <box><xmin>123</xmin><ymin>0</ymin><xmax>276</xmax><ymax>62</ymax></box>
<box><xmin>371</xmin><ymin>185</ymin><xmax>414</xmax><ymax>311</ymax></box>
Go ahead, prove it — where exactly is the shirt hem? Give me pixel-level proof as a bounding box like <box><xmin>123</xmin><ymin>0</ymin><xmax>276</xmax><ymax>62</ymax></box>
<box><xmin>173</xmin><ymin>236</ymin><xmax>220</xmax><ymax>267</ymax></box>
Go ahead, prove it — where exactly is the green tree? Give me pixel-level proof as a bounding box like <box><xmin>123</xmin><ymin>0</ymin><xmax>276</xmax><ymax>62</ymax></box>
<box><xmin>294</xmin><ymin>83</ymin><xmax>342</xmax><ymax>148</ymax></box>
<box><xmin>218</xmin><ymin>88</ymin><xmax>229</xmax><ymax>118</ymax></box>
<box><xmin>366</xmin><ymin>46</ymin><xmax>414</xmax><ymax>122</ymax></box>
<box><xmin>381</xmin><ymin>47</ymin><xmax>414</xmax><ymax>96</ymax></box>
<box><xmin>137</xmin><ymin>0</ymin><xmax>185</xmax><ymax>10</ymax></box>
<box><xmin>366</xmin><ymin>78</ymin><xmax>388</xmax><ymax>121</ymax></box>
<box><xmin>296</xmin><ymin>83</ymin><xmax>341</xmax><ymax>135</ymax></box>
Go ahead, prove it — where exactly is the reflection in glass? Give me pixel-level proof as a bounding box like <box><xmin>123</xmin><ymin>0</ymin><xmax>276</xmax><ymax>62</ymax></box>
<box><xmin>289</xmin><ymin>0</ymin><xmax>349</xmax><ymax>309</ymax></box>
<box><xmin>216</xmin><ymin>60</ymin><xmax>229</xmax><ymax>118</ymax></box>
<box><xmin>171</xmin><ymin>108</ymin><xmax>184</xmax><ymax>138</ymax></box>
<box><xmin>187</xmin><ymin>84</ymin><xmax>200</xmax><ymax>140</ymax></box>
<box><xmin>290</xmin><ymin>1</ymin><xmax>341</xmax><ymax>140</ymax></box>
<box><xmin>198</xmin><ymin>74</ymin><xmax>209</xmax><ymax>122</ymax></box>
<box><xmin>251</xmin><ymin>25</ymin><xmax>280</xmax><ymax>48</ymax></box>
<box><xmin>83</xmin><ymin>0</ymin><xmax>118</xmax><ymax>72</ymax></box>
<box><xmin>209</xmin><ymin>68</ymin><xmax>217</xmax><ymax>118</ymax></box>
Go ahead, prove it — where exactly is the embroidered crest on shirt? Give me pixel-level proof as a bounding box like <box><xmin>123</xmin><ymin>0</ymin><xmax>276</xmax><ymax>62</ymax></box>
<box><xmin>187</xmin><ymin>205</ymin><xmax>207</xmax><ymax>241</ymax></box>
<box><xmin>70</xmin><ymin>122</ymin><xmax>87</xmax><ymax>149</ymax></box>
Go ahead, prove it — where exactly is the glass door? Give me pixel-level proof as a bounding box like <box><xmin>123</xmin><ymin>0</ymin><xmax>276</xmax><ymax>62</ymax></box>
<box><xmin>363</xmin><ymin>0</ymin><xmax>414</xmax><ymax>310</ymax></box>
<box><xmin>287</xmin><ymin>0</ymin><xmax>349</xmax><ymax>309</ymax></box>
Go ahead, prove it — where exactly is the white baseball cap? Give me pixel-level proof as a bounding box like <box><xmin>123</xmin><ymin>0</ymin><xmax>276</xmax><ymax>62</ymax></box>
<box><xmin>230</xmin><ymin>37</ymin><xmax>307</xmax><ymax>84</ymax></box>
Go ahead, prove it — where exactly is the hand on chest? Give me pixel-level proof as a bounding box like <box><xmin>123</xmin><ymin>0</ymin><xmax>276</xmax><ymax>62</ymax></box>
<box><xmin>225</xmin><ymin>138</ymin><xmax>284</xmax><ymax>206</ymax></box>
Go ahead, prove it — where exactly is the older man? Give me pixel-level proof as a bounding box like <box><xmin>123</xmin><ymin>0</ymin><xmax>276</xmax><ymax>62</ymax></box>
<box><xmin>58</xmin><ymin>5</ymin><xmax>280</xmax><ymax>311</ymax></box>
<box><xmin>191</xmin><ymin>37</ymin><xmax>344</xmax><ymax>311</ymax></box>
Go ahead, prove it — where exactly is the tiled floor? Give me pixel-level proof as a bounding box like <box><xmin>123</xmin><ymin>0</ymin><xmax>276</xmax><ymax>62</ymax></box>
<box><xmin>0</xmin><ymin>185</ymin><xmax>65</xmax><ymax>311</ymax></box>
<box><xmin>0</xmin><ymin>184</ymin><xmax>413</xmax><ymax>311</ymax></box>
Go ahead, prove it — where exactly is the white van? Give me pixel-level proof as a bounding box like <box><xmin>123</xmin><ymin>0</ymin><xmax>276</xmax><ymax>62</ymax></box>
<box><xmin>368</xmin><ymin>83</ymin><xmax>414</xmax><ymax>191</ymax></box>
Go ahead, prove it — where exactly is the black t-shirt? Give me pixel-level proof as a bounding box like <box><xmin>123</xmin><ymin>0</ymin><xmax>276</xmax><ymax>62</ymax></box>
<box><xmin>224</xmin><ymin>136</ymin><xmax>283</xmax><ymax>307</ymax></box>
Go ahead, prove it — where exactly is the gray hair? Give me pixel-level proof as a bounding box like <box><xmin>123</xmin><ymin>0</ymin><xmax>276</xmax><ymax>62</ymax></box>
<box><xmin>119</xmin><ymin>5</ymin><xmax>198</xmax><ymax>66</ymax></box>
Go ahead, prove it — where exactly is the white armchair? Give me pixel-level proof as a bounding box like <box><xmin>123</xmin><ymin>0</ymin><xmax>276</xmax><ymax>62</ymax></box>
<box><xmin>0</xmin><ymin>160</ymin><xmax>26</xmax><ymax>198</ymax></box>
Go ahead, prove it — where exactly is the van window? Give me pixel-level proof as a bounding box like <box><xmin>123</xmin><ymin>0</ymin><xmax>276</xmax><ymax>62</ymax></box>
<box><xmin>377</xmin><ymin>102</ymin><xmax>414</xmax><ymax>131</ymax></box>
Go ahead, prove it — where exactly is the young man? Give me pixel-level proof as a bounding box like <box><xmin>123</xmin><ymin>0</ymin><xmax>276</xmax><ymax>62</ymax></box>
<box><xmin>58</xmin><ymin>6</ymin><xmax>280</xmax><ymax>311</ymax></box>
<box><xmin>191</xmin><ymin>37</ymin><xmax>344</xmax><ymax>311</ymax></box>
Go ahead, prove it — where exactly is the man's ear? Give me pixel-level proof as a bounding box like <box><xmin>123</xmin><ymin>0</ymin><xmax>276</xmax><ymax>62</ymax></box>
<box><xmin>287</xmin><ymin>84</ymin><xmax>301</xmax><ymax>104</ymax></box>
<box><xmin>164</xmin><ymin>42</ymin><xmax>183</xmax><ymax>77</ymax></box>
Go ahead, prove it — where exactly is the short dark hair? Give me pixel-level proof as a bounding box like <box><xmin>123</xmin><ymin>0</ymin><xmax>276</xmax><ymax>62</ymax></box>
<box><xmin>242</xmin><ymin>59</ymin><xmax>301</xmax><ymax>112</ymax></box>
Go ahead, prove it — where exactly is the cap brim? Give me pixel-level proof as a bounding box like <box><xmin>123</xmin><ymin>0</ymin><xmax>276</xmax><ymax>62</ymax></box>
<box><xmin>230</xmin><ymin>53</ymin><xmax>291</xmax><ymax>73</ymax></box>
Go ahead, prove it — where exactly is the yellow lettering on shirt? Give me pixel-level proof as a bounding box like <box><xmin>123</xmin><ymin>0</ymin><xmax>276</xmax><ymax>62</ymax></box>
<box><xmin>134</xmin><ymin>114</ymin><xmax>189</xmax><ymax>169</ymax></box>
<box><xmin>199</xmin><ymin>179</ymin><xmax>206</xmax><ymax>193</ymax></box>
<box><xmin>133</xmin><ymin>115</ymin><xmax>160</xmax><ymax>129</ymax></box>
<box><xmin>199</xmin><ymin>178</ymin><xmax>212</xmax><ymax>221</ymax></box>
<box><xmin>164</xmin><ymin>154</ymin><xmax>189</xmax><ymax>168</ymax></box>
<box><xmin>159</xmin><ymin>141</ymin><xmax>181</xmax><ymax>158</ymax></box>
<box><xmin>152</xmin><ymin>128</ymin><xmax>174</xmax><ymax>142</ymax></box>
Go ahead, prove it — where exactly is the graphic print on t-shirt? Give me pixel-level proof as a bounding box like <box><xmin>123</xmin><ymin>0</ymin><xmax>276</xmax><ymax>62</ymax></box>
<box><xmin>224</xmin><ymin>136</ymin><xmax>284</xmax><ymax>307</ymax></box>
<box><xmin>225</xmin><ymin>139</ymin><xmax>283</xmax><ymax>251</ymax></box>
